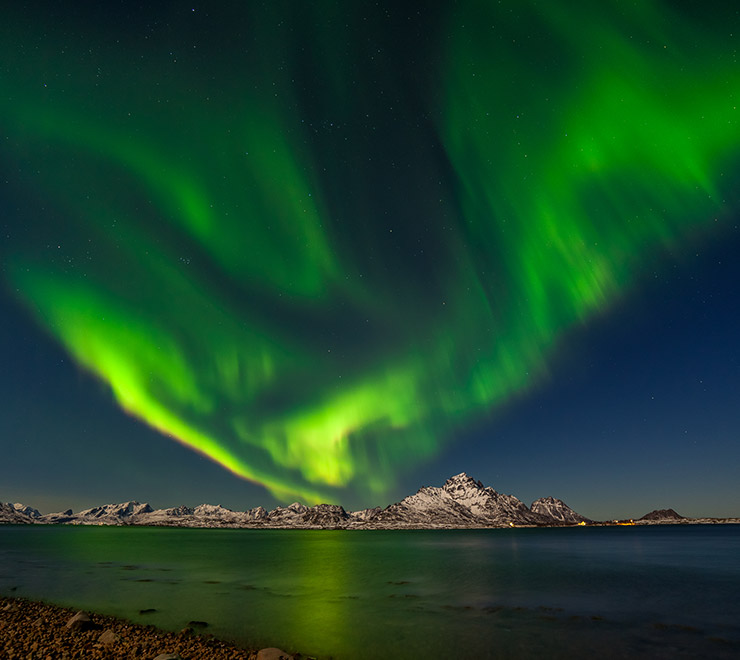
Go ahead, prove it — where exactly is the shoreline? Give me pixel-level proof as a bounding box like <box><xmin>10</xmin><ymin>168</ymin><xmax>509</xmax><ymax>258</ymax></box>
<box><xmin>2</xmin><ymin>519</ymin><xmax>740</xmax><ymax>530</ymax></box>
<box><xmin>0</xmin><ymin>596</ymin><xmax>298</xmax><ymax>660</ymax></box>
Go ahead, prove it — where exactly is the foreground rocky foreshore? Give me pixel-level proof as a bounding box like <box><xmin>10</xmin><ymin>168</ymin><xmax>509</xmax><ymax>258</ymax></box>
<box><xmin>0</xmin><ymin>596</ymin><xmax>296</xmax><ymax>660</ymax></box>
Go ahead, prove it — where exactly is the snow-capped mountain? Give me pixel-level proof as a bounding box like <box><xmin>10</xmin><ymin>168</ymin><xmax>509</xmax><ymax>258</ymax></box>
<box><xmin>2</xmin><ymin>473</ymin><xmax>593</xmax><ymax>529</ymax></box>
<box><xmin>0</xmin><ymin>502</ymin><xmax>36</xmax><ymax>524</ymax></box>
<box><xmin>267</xmin><ymin>501</ymin><xmax>309</xmax><ymax>524</ymax></box>
<box><xmin>76</xmin><ymin>501</ymin><xmax>153</xmax><ymax>520</ymax></box>
<box><xmin>37</xmin><ymin>501</ymin><xmax>154</xmax><ymax>525</ymax></box>
<box><xmin>530</xmin><ymin>496</ymin><xmax>590</xmax><ymax>524</ymax></box>
<box><xmin>12</xmin><ymin>503</ymin><xmax>41</xmax><ymax>519</ymax></box>
<box><xmin>350</xmin><ymin>507</ymin><xmax>382</xmax><ymax>522</ymax></box>
<box><xmin>139</xmin><ymin>503</ymin><xmax>255</xmax><ymax>527</ymax></box>
<box><xmin>41</xmin><ymin>509</ymin><xmax>77</xmax><ymax>524</ymax></box>
<box><xmin>367</xmin><ymin>473</ymin><xmax>568</xmax><ymax>528</ymax></box>
<box><xmin>295</xmin><ymin>503</ymin><xmax>350</xmax><ymax>527</ymax></box>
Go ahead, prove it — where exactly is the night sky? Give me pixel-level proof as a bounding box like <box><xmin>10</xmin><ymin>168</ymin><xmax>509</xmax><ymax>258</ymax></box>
<box><xmin>2</xmin><ymin>1</ymin><xmax>739</xmax><ymax>519</ymax></box>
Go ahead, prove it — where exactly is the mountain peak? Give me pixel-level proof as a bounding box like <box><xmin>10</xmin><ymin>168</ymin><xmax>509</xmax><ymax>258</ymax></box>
<box><xmin>443</xmin><ymin>472</ymin><xmax>483</xmax><ymax>491</ymax></box>
<box><xmin>376</xmin><ymin>473</ymin><xmax>542</xmax><ymax>527</ymax></box>
<box><xmin>639</xmin><ymin>508</ymin><xmax>684</xmax><ymax>521</ymax></box>
<box><xmin>531</xmin><ymin>497</ymin><xmax>589</xmax><ymax>524</ymax></box>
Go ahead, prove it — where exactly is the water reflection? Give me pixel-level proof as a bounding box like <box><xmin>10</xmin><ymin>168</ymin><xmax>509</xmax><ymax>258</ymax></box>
<box><xmin>0</xmin><ymin>526</ymin><xmax>739</xmax><ymax>659</ymax></box>
<box><xmin>280</xmin><ymin>532</ymin><xmax>353</xmax><ymax>654</ymax></box>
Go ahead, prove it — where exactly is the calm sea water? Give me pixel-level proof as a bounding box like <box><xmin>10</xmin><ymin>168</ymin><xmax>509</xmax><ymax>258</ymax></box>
<box><xmin>0</xmin><ymin>525</ymin><xmax>738</xmax><ymax>659</ymax></box>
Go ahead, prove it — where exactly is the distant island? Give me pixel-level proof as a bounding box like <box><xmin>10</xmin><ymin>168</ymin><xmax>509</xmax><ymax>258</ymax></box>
<box><xmin>2</xmin><ymin>473</ymin><xmax>738</xmax><ymax>529</ymax></box>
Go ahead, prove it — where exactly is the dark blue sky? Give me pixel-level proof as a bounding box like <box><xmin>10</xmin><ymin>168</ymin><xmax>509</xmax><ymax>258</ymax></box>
<box><xmin>439</xmin><ymin>231</ymin><xmax>740</xmax><ymax>519</ymax></box>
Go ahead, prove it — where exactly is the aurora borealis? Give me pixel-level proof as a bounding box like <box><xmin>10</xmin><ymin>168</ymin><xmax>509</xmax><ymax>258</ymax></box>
<box><xmin>2</xmin><ymin>1</ymin><xmax>739</xmax><ymax>513</ymax></box>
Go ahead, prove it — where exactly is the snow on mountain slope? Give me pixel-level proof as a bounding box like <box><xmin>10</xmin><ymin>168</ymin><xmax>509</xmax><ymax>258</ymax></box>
<box><xmin>530</xmin><ymin>496</ymin><xmax>589</xmax><ymax>524</ymax></box>
<box><xmin>3</xmin><ymin>474</ymin><xmax>594</xmax><ymax>529</ymax></box>
<box><xmin>373</xmin><ymin>473</ymin><xmax>547</xmax><ymax>528</ymax></box>
<box><xmin>76</xmin><ymin>501</ymin><xmax>153</xmax><ymax>520</ymax></box>
<box><xmin>12</xmin><ymin>503</ymin><xmax>41</xmax><ymax>519</ymax></box>
<box><xmin>0</xmin><ymin>502</ymin><xmax>35</xmax><ymax>524</ymax></box>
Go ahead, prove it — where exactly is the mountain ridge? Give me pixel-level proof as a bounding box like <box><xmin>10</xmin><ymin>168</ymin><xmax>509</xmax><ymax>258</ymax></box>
<box><xmin>0</xmin><ymin>473</ymin><xmax>587</xmax><ymax>529</ymax></box>
<box><xmin>2</xmin><ymin>473</ymin><xmax>735</xmax><ymax>528</ymax></box>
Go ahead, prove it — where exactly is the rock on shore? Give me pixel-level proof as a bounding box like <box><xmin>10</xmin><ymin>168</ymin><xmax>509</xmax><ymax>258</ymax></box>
<box><xmin>0</xmin><ymin>596</ymin><xmax>298</xmax><ymax>660</ymax></box>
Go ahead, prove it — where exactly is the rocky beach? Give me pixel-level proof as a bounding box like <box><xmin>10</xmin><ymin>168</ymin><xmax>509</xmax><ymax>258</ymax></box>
<box><xmin>0</xmin><ymin>596</ymin><xmax>296</xmax><ymax>660</ymax></box>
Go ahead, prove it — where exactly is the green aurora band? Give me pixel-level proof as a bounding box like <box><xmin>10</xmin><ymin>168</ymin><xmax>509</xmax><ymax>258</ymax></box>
<box><xmin>1</xmin><ymin>1</ymin><xmax>738</xmax><ymax>502</ymax></box>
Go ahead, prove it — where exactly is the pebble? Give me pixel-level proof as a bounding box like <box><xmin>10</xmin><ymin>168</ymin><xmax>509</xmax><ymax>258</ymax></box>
<box><xmin>98</xmin><ymin>629</ymin><xmax>120</xmax><ymax>645</ymax></box>
<box><xmin>0</xmin><ymin>595</ymin><xmax>301</xmax><ymax>659</ymax></box>
<box><xmin>257</xmin><ymin>648</ymin><xmax>293</xmax><ymax>660</ymax></box>
<box><xmin>65</xmin><ymin>611</ymin><xmax>96</xmax><ymax>631</ymax></box>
